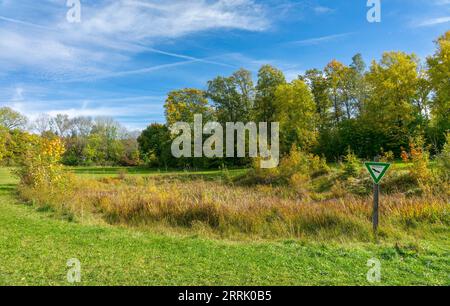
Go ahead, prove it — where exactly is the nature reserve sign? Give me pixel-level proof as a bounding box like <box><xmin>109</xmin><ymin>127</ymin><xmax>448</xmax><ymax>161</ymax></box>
<box><xmin>365</xmin><ymin>162</ymin><xmax>391</xmax><ymax>184</ymax></box>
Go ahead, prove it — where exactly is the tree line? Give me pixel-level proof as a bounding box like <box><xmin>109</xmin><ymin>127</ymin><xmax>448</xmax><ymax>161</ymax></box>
<box><xmin>138</xmin><ymin>31</ymin><xmax>449</xmax><ymax>168</ymax></box>
<box><xmin>0</xmin><ymin>111</ymin><xmax>140</xmax><ymax>166</ymax></box>
<box><xmin>0</xmin><ymin>31</ymin><xmax>448</xmax><ymax>169</ymax></box>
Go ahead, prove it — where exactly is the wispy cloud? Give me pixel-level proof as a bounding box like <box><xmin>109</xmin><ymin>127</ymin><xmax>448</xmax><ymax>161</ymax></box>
<box><xmin>0</xmin><ymin>0</ymin><xmax>268</xmax><ymax>81</ymax></box>
<box><xmin>4</xmin><ymin>90</ymin><xmax>166</xmax><ymax>129</ymax></box>
<box><xmin>75</xmin><ymin>0</ymin><xmax>269</xmax><ymax>40</ymax></box>
<box><xmin>137</xmin><ymin>46</ymin><xmax>234</xmax><ymax>68</ymax></box>
<box><xmin>313</xmin><ymin>6</ymin><xmax>334</xmax><ymax>15</ymax></box>
<box><xmin>0</xmin><ymin>0</ymin><xmax>274</xmax><ymax>129</ymax></box>
<box><xmin>61</xmin><ymin>60</ymin><xmax>200</xmax><ymax>82</ymax></box>
<box><xmin>414</xmin><ymin>16</ymin><xmax>450</xmax><ymax>27</ymax></box>
<box><xmin>289</xmin><ymin>32</ymin><xmax>354</xmax><ymax>46</ymax></box>
<box><xmin>0</xmin><ymin>15</ymin><xmax>53</xmax><ymax>30</ymax></box>
<box><xmin>433</xmin><ymin>0</ymin><xmax>450</xmax><ymax>5</ymax></box>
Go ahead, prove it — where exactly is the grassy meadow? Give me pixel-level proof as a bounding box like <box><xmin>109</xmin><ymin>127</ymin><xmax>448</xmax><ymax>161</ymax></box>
<box><xmin>0</xmin><ymin>164</ymin><xmax>449</xmax><ymax>286</ymax></box>
<box><xmin>0</xmin><ymin>3</ymin><xmax>448</xmax><ymax>289</ymax></box>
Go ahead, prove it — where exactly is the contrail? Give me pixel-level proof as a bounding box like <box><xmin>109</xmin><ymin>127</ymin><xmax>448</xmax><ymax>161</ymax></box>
<box><xmin>140</xmin><ymin>46</ymin><xmax>235</xmax><ymax>68</ymax></box>
<box><xmin>0</xmin><ymin>16</ymin><xmax>53</xmax><ymax>30</ymax></box>
<box><xmin>60</xmin><ymin>60</ymin><xmax>200</xmax><ymax>82</ymax></box>
<box><xmin>0</xmin><ymin>16</ymin><xmax>234</xmax><ymax>69</ymax></box>
<box><xmin>289</xmin><ymin>32</ymin><xmax>355</xmax><ymax>46</ymax></box>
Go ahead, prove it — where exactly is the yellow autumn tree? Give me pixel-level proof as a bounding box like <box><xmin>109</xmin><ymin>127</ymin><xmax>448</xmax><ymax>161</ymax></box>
<box><xmin>427</xmin><ymin>31</ymin><xmax>450</xmax><ymax>148</ymax></box>
<box><xmin>15</xmin><ymin>135</ymin><xmax>66</xmax><ymax>187</ymax></box>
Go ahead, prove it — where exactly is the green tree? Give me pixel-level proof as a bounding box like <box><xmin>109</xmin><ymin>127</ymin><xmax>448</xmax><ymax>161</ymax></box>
<box><xmin>363</xmin><ymin>51</ymin><xmax>420</xmax><ymax>154</ymax></box>
<box><xmin>164</xmin><ymin>89</ymin><xmax>212</xmax><ymax>125</ymax></box>
<box><xmin>415</xmin><ymin>67</ymin><xmax>432</xmax><ymax>122</ymax></box>
<box><xmin>207</xmin><ymin>68</ymin><xmax>254</xmax><ymax>123</ymax></box>
<box><xmin>301</xmin><ymin>69</ymin><xmax>332</xmax><ymax>131</ymax></box>
<box><xmin>427</xmin><ymin>31</ymin><xmax>450</xmax><ymax>150</ymax></box>
<box><xmin>274</xmin><ymin>79</ymin><xmax>318</xmax><ymax>155</ymax></box>
<box><xmin>0</xmin><ymin>107</ymin><xmax>28</xmax><ymax>130</ymax></box>
<box><xmin>324</xmin><ymin>60</ymin><xmax>346</xmax><ymax>124</ymax></box>
<box><xmin>253</xmin><ymin>65</ymin><xmax>286</xmax><ymax>123</ymax></box>
<box><xmin>82</xmin><ymin>117</ymin><xmax>126</xmax><ymax>165</ymax></box>
<box><xmin>346</xmin><ymin>53</ymin><xmax>368</xmax><ymax>117</ymax></box>
<box><xmin>436</xmin><ymin>132</ymin><xmax>450</xmax><ymax>182</ymax></box>
<box><xmin>138</xmin><ymin>123</ymin><xmax>173</xmax><ymax>167</ymax></box>
<box><xmin>412</xmin><ymin>65</ymin><xmax>433</xmax><ymax>147</ymax></box>
<box><xmin>0</xmin><ymin>127</ymin><xmax>9</xmax><ymax>163</ymax></box>
<box><xmin>164</xmin><ymin>89</ymin><xmax>214</xmax><ymax>169</ymax></box>
<box><xmin>1</xmin><ymin>129</ymin><xmax>37</xmax><ymax>165</ymax></box>
<box><xmin>350</xmin><ymin>53</ymin><xmax>366</xmax><ymax>75</ymax></box>
<box><xmin>120</xmin><ymin>136</ymin><xmax>141</xmax><ymax>166</ymax></box>
<box><xmin>61</xmin><ymin>116</ymin><xmax>94</xmax><ymax>165</ymax></box>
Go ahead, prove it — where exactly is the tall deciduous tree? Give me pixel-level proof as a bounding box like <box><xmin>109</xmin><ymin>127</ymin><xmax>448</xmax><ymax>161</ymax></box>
<box><xmin>350</xmin><ymin>53</ymin><xmax>366</xmax><ymax>75</ymax></box>
<box><xmin>138</xmin><ymin>123</ymin><xmax>173</xmax><ymax>167</ymax></box>
<box><xmin>363</xmin><ymin>52</ymin><xmax>420</xmax><ymax>153</ymax></box>
<box><xmin>427</xmin><ymin>31</ymin><xmax>450</xmax><ymax>149</ymax></box>
<box><xmin>33</xmin><ymin>114</ymin><xmax>53</xmax><ymax>135</ymax></box>
<box><xmin>348</xmin><ymin>53</ymin><xmax>368</xmax><ymax>116</ymax></box>
<box><xmin>0</xmin><ymin>127</ymin><xmax>9</xmax><ymax>163</ymax></box>
<box><xmin>414</xmin><ymin>66</ymin><xmax>432</xmax><ymax>123</ymax></box>
<box><xmin>274</xmin><ymin>79</ymin><xmax>318</xmax><ymax>154</ymax></box>
<box><xmin>324</xmin><ymin>60</ymin><xmax>346</xmax><ymax>124</ymax></box>
<box><xmin>253</xmin><ymin>65</ymin><xmax>286</xmax><ymax>123</ymax></box>
<box><xmin>301</xmin><ymin>69</ymin><xmax>332</xmax><ymax>131</ymax></box>
<box><xmin>0</xmin><ymin>107</ymin><xmax>28</xmax><ymax>130</ymax></box>
<box><xmin>164</xmin><ymin>89</ymin><xmax>212</xmax><ymax>125</ymax></box>
<box><xmin>53</xmin><ymin>114</ymin><xmax>72</xmax><ymax>137</ymax></box>
<box><xmin>207</xmin><ymin>68</ymin><xmax>254</xmax><ymax>123</ymax></box>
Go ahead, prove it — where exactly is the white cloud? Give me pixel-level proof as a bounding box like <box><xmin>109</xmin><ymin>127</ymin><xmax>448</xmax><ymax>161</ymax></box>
<box><xmin>4</xmin><ymin>92</ymin><xmax>165</xmax><ymax>127</ymax></box>
<box><xmin>313</xmin><ymin>6</ymin><xmax>334</xmax><ymax>15</ymax></box>
<box><xmin>0</xmin><ymin>29</ymin><xmax>73</xmax><ymax>64</ymax></box>
<box><xmin>283</xmin><ymin>69</ymin><xmax>304</xmax><ymax>82</ymax></box>
<box><xmin>0</xmin><ymin>0</ymin><xmax>268</xmax><ymax>80</ymax></box>
<box><xmin>415</xmin><ymin>16</ymin><xmax>450</xmax><ymax>27</ymax></box>
<box><xmin>76</xmin><ymin>0</ymin><xmax>268</xmax><ymax>40</ymax></box>
<box><xmin>0</xmin><ymin>16</ymin><xmax>53</xmax><ymax>30</ymax></box>
<box><xmin>434</xmin><ymin>0</ymin><xmax>450</xmax><ymax>5</ymax></box>
<box><xmin>12</xmin><ymin>87</ymin><xmax>24</xmax><ymax>102</ymax></box>
<box><xmin>0</xmin><ymin>27</ymin><xmax>115</xmax><ymax>79</ymax></box>
<box><xmin>44</xmin><ymin>106</ymin><xmax>160</xmax><ymax>119</ymax></box>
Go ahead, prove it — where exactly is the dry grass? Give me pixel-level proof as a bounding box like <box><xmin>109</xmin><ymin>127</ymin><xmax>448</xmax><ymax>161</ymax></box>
<box><xmin>18</xmin><ymin>174</ymin><xmax>449</xmax><ymax>241</ymax></box>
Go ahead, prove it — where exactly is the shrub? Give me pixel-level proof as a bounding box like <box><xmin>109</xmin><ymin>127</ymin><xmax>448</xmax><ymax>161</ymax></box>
<box><xmin>380</xmin><ymin>149</ymin><xmax>395</xmax><ymax>162</ymax></box>
<box><xmin>0</xmin><ymin>127</ymin><xmax>8</xmax><ymax>163</ymax></box>
<box><xmin>342</xmin><ymin>148</ymin><xmax>361</xmax><ymax>178</ymax></box>
<box><xmin>382</xmin><ymin>171</ymin><xmax>420</xmax><ymax>195</ymax></box>
<box><xmin>407</xmin><ymin>136</ymin><xmax>432</xmax><ymax>184</ymax></box>
<box><xmin>277</xmin><ymin>146</ymin><xmax>312</xmax><ymax>183</ymax></box>
<box><xmin>436</xmin><ymin>132</ymin><xmax>450</xmax><ymax>182</ymax></box>
<box><xmin>239</xmin><ymin>146</ymin><xmax>329</xmax><ymax>187</ymax></box>
<box><xmin>401</xmin><ymin>148</ymin><xmax>409</xmax><ymax>163</ymax></box>
<box><xmin>15</xmin><ymin>136</ymin><xmax>67</xmax><ymax>187</ymax></box>
<box><xmin>308</xmin><ymin>154</ymin><xmax>330</xmax><ymax>177</ymax></box>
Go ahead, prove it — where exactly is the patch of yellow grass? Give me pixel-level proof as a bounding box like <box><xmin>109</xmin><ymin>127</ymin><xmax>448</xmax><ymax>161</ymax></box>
<box><xmin>18</xmin><ymin>175</ymin><xmax>449</xmax><ymax>241</ymax></box>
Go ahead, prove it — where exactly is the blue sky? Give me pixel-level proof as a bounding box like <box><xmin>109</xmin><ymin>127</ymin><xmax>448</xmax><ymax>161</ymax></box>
<box><xmin>0</xmin><ymin>0</ymin><xmax>449</xmax><ymax>131</ymax></box>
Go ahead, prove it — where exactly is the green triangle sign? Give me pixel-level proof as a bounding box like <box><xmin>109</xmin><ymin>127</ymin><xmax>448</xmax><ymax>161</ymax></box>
<box><xmin>365</xmin><ymin>162</ymin><xmax>391</xmax><ymax>184</ymax></box>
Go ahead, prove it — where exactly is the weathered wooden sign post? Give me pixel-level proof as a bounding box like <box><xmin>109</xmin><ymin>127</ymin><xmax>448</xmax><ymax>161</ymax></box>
<box><xmin>364</xmin><ymin>161</ymin><xmax>391</xmax><ymax>235</ymax></box>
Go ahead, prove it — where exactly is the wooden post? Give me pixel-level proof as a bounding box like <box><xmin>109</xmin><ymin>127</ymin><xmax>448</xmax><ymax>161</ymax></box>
<box><xmin>373</xmin><ymin>183</ymin><xmax>379</xmax><ymax>234</ymax></box>
<box><xmin>372</xmin><ymin>156</ymin><xmax>380</xmax><ymax>235</ymax></box>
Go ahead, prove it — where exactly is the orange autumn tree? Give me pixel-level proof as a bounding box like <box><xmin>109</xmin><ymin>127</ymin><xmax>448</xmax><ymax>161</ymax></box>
<box><xmin>401</xmin><ymin>136</ymin><xmax>432</xmax><ymax>184</ymax></box>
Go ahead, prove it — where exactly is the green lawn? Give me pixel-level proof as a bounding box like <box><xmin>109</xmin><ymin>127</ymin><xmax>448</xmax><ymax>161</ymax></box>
<box><xmin>0</xmin><ymin>168</ymin><xmax>448</xmax><ymax>285</ymax></box>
